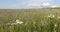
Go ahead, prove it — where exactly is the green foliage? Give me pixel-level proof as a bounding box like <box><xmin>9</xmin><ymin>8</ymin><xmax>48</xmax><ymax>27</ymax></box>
<box><xmin>0</xmin><ymin>8</ymin><xmax>60</xmax><ymax>32</ymax></box>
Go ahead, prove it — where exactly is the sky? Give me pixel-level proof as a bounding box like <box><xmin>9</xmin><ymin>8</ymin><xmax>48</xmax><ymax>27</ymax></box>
<box><xmin>0</xmin><ymin>0</ymin><xmax>60</xmax><ymax>9</ymax></box>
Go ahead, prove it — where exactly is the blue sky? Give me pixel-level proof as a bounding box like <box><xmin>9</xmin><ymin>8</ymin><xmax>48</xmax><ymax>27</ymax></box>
<box><xmin>0</xmin><ymin>0</ymin><xmax>60</xmax><ymax>9</ymax></box>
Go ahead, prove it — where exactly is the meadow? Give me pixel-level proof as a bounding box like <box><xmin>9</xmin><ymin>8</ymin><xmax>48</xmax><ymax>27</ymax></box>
<box><xmin>0</xmin><ymin>8</ymin><xmax>60</xmax><ymax>32</ymax></box>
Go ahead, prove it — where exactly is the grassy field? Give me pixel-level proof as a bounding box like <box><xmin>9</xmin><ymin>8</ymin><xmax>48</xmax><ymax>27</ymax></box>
<box><xmin>0</xmin><ymin>8</ymin><xmax>60</xmax><ymax>32</ymax></box>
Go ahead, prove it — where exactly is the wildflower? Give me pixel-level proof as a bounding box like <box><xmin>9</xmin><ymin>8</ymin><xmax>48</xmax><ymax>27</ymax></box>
<box><xmin>15</xmin><ymin>19</ymin><xmax>23</xmax><ymax>24</ymax></box>
<box><xmin>8</xmin><ymin>23</ymin><xmax>16</xmax><ymax>25</ymax></box>
<box><xmin>11</xmin><ymin>23</ymin><xmax>16</xmax><ymax>25</ymax></box>
<box><xmin>16</xmin><ymin>19</ymin><xmax>20</xmax><ymax>22</ymax></box>
<box><xmin>16</xmin><ymin>21</ymin><xmax>23</xmax><ymax>24</ymax></box>
<box><xmin>47</xmin><ymin>15</ymin><xmax>51</xmax><ymax>17</ymax></box>
<box><xmin>8</xmin><ymin>21</ymin><xmax>16</xmax><ymax>25</ymax></box>
<box><xmin>47</xmin><ymin>14</ymin><xmax>55</xmax><ymax>18</ymax></box>
<box><xmin>54</xmin><ymin>24</ymin><xmax>57</xmax><ymax>27</ymax></box>
<box><xmin>0</xmin><ymin>21</ymin><xmax>3</xmax><ymax>24</ymax></box>
<box><xmin>57</xmin><ymin>16</ymin><xmax>60</xmax><ymax>18</ymax></box>
<box><xmin>52</xmin><ymin>15</ymin><xmax>55</xmax><ymax>18</ymax></box>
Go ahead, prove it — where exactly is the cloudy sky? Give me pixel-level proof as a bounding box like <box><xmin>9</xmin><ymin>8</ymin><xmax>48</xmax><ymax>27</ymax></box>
<box><xmin>0</xmin><ymin>0</ymin><xmax>60</xmax><ymax>9</ymax></box>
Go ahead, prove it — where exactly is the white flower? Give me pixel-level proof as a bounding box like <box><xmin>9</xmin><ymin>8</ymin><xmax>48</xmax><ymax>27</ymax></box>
<box><xmin>47</xmin><ymin>15</ymin><xmax>51</xmax><ymax>17</ymax></box>
<box><xmin>52</xmin><ymin>15</ymin><xmax>55</xmax><ymax>18</ymax></box>
<box><xmin>8</xmin><ymin>23</ymin><xmax>17</xmax><ymax>25</ymax></box>
<box><xmin>16</xmin><ymin>21</ymin><xmax>23</xmax><ymax>24</ymax></box>
<box><xmin>11</xmin><ymin>23</ymin><xmax>16</xmax><ymax>25</ymax></box>
<box><xmin>15</xmin><ymin>19</ymin><xmax>23</xmax><ymax>24</ymax></box>
<box><xmin>54</xmin><ymin>24</ymin><xmax>57</xmax><ymax>27</ymax></box>
<box><xmin>47</xmin><ymin>14</ymin><xmax>55</xmax><ymax>18</ymax></box>
<box><xmin>57</xmin><ymin>16</ymin><xmax>60</xmax><ymax>18</ymax></box>
<box><xmin>16</xmin><ymin>19</ymin><xmax>20</xmax><ymax>22</ymax></box>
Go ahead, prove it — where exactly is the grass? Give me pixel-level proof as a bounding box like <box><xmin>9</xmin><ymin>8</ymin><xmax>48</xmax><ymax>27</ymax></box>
<box><xmin>0</xmin><ymin>8</ymin><xmax>60</xmax><ymax>32</ymax></box>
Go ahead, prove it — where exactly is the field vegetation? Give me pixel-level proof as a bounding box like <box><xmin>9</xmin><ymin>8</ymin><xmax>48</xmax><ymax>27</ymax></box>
<box><xmin>0</xmin><ymin>8</ymin><xmax>60</xmax><ymax>32</ymax></box>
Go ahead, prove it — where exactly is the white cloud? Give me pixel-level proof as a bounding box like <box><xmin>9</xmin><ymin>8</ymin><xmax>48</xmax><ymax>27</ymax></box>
<box><xmin>25</xmin><ymin>0</ymin><xmax>52</xmax><ymax>8</ymax></box>
<box><xmin>50</xmin><ymin>5</ymin><xmax>60</xmax><ymax>8</ymax></box>
<box><xmin>27</xmin><ymin>2</ymin><xmax>51</xmax><ymax>8</ymax></box>
<box><xmin>41</xmin><ymin>3</ymin><xmax>50</xmax><ymax>7</ymax></box>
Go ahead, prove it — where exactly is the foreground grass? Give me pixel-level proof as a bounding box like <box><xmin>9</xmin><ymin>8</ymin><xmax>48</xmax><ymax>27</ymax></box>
<box><xmin>0</xmin><ymin>14</ymin><xmax>60</xmax><ymax>32</ymax></box>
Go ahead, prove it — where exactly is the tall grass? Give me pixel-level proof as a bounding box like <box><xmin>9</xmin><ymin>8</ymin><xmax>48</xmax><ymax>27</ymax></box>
<box><xmin>0</xmin><ymin>8</ymin><xmax>60</xmax><ymax>32</ymax></box>
<box><xmin>0</xmin><ymin>14</ymin><xmax>60</xmax><ymax>32</ymax></box>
